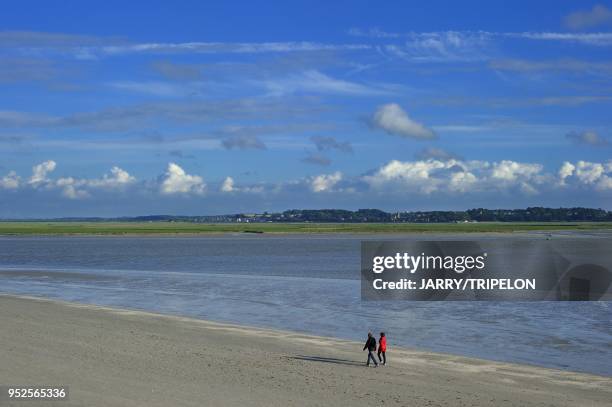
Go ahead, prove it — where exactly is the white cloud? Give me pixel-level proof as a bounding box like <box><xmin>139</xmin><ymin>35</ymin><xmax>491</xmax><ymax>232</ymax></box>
<box><xmin>558</xmin><ymin>162</ymin><xmax>575</xmax><ymax>186</ymax></box>
<box><xmin>160</xmin><ymin>163</ymin><xmax>205</xmax><ymax>195</ymax></box>
<box><xmin>490</xmin><ymin>161</ymin><xmax>544</xmax><ymax>194</ymax></box>
<box><xmin>564</xmin><ymin>5</ymin><xmax>612</xmax><ymax>30</ymax></box>
<box><xmin>219</xmin><ymin>176</ymin><xmax>263</xmax><ymax>193</ymax></box>
<box><xmin>311</xmin><ymin>171</ymin><xmax>342</xmax><ymax>192</ymax></box>
<box><xmin>364</xmin><ymin>159</ymin><xmax>456</xmax><ymax>194</ymax></box>
<box><xmin>54</xmin><ymin>166</ymin><xmax>135</xmax><ymax>199</ymax></box>
<box><xmin>88</xmin><ymin>166</ymin><xmax>135</xmax><ymax>188</ymax></box>
<box><xmin>0</xmin><ymin>171</ymin><xmax>20</xmax><ymax>189</ymax></box>
<box><xmin>56</xmin><ymin>177</ymin><xmax>90</xmax><ymax>199</ymax></box>
<box><xmin>365</xmin><ymin>159</ymin><xmax>445</xmax><ymax>183</ymax></box>
<box><xmin>575</xmin><ymin>161</ymin><xmax>605</xmax><ymax>184</ymax></box>
<box><xmin>491</xmin><ymin>160</ymin><xmax>543</xmax><ymax>182</ymax></box>
<box><xmin>449</xmin><ymin>171</ymin><xmax>478</xmax><ymax>193</ymax></box>
<box><xmin>220</xmin><ymin>176</ymin><xmax>235</xmax><ymax>192</ymax></box>
<box><xmin>364</xmin><ymin>159</ymin><xmax>547</xmax><ymax>195</ymax></box>
<box><xmin>556</xmin><ymin>160</ymin><xmax>612</xmax><ymax>191</ymax></box>
<box><xmin>28</xmin><ymin>160</ymin><xmax>56</xmax><ymax>185</ymax></box>
<box><xmin>2</xmin><ymin>158</ymin><xmax>611</xmax><ymax>203</ymax></box>
<box><xmin>371</xmin><ymin>103</ymin><xmax>436</xmax><ymax>140</ymax></box>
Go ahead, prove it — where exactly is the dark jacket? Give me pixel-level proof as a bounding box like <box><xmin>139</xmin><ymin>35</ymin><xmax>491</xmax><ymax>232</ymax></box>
<box><xmin>363</xmin><ymin>336</ymin><xmax>376</xmax><ymax>351</ymax></box>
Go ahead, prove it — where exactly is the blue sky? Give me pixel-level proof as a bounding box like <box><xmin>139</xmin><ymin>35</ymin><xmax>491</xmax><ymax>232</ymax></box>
<box><xmin>1</xmin><ymin>1</ymin><xmax>611</xmax><ymax>217</ymax></box>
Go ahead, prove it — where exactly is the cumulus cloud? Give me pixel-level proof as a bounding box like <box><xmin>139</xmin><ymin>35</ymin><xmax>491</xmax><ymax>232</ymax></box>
<box><xmin>363</xmin><ymin>159</ymin><xmax>457</xmax><ymax>194</ymax></box>
<box><xmin>0</xmin><ymin>171</ymin><xmax>20</xmax><ymax>189</ymax></box>
<box><xmin>28</xmin><ymin>160</ymin><xmax>56</xmax><ymax>185</ymax></box>
<box><xmin>364</xmin><ymin>159</ymin><xmax>547</xmax><ymax>195</ymax></box>
<box><xmin>490</xmin><ymin>161</ymin><xmax>545</xmax><ymax>195</ymax></box>
<box><xmin>371</xmin><ymin>103</ymin><xmax>436</xmax><ymax>140</ymax></box>
<box><xmin>221</xmin><ymin>135</ymin><xmax>267</xmax><ymax>150</ymax></box>
<box><xmin>575</xmin><ymin>161</ymin><xmax>605</xmax><ymax>184</ymax></box>
<box><xmin>491</xmin><ymin>160</ymin><xmax>543</xmax><ymax>182</ymax></box>
<box><xmin>220</xmin><ymin>176</ymin><xmax>235</xmax><ymax>192</ymax></box>
<box><xmin>88</xmin><ymin>166</ymin><xmax>136</xmax><ymax>188</ymax></box>
<box><xmin>219</xmin><ymin>176</ymin><xmax>263</xmax><ymax>193</ymax></box>
<box><xmin>53</xmin><ymin>166</ymin><xmax>135</xmax><ymax>199</ymax></box>
<box><xmin>564</xmin><ymin>4</ymin><xmax>612</xmax><ymax>30</ymax></box>
<box><xmin>449</xmin><ymin>171</ymin><xmax>478</xmax><ymax>193</ymax></box>
<box><xmin>56</xmin><ymin>177</ymin><xmax>90</xmax><ymax>199</ymax></box>
<box><xmin>310</xmin><ymin>171</ymin><xmax>342</xmax><ymax>192</ymax></box>
<box><xmin>558</xmin><ymin>160</ymin><xmax>612</xmax><ymax>191</ymax></box>
<box><xmin>558</xmin><ymin>162</ymin><xmax>576</xmax><ymax>186</ymax></box>
<box><xmin>566</xmin><ymin>130</ymin><xmax>609</xmax><ymax>146</ymax></box>
<box><xmin>2</xmin><ymin>158</ymin><xmax>611</xmax><ymax>206</ymax></box>
<box><xmin>160</xmin><ymin>163</ymin><xmax>205</xmax><ymax>195</ymax></box>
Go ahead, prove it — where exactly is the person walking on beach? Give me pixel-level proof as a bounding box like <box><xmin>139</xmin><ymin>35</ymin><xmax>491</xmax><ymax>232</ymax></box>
<box><xmin>363</xmin><ymin>332</ymin><xmax>378</xmax><ymax>367</ymax></box>
<box><xmin>377</xmin><ymin>332</ymin><xmax>387</xmax><ymax>366</ymax></box>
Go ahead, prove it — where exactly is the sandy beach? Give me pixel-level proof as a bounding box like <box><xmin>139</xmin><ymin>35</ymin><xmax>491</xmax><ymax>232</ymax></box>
<box><xmin>0</xmin><ymin>295</ymin><xmax>610</xmax><ymax>407</ymax></box>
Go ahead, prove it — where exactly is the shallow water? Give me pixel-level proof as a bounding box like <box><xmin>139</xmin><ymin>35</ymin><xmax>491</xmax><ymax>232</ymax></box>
<box><xmin>0</xmin><ymin>234</ymin><xmax>610</xmax><ymax>376</ymax></box>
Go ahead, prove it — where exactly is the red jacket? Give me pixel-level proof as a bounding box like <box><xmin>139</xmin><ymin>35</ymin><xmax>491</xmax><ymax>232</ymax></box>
<box><xmin>378</xmin><ymin>337</ymin><xmax>387</xmax><ymax>352</ymax></box>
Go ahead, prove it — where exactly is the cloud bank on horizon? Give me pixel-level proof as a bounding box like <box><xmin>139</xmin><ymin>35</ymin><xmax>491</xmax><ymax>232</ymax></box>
<box><xmin>0</xmin><ymin>1</ymin><xmax>611</xmax><ymax>216</ymax></box>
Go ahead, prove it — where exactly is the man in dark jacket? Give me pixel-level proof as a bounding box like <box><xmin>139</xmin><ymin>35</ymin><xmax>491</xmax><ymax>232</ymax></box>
<box><xmin>363</xmin><ymin>332</ymin><xmax>378</xmax><ymax>367</ymax></box>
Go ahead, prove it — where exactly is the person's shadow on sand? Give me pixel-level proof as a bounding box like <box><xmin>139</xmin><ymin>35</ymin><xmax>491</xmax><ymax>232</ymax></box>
<box><xmin>290</xmin><ymin>355</ymin><xmax>364</xmax><ymax>367</ymax></box>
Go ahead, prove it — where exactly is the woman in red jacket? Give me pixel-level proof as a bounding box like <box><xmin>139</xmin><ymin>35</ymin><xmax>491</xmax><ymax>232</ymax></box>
<box><xmin>378</xmin><ymin>332</ymin><xmax>387</xmax><ymax>366</ymax></box>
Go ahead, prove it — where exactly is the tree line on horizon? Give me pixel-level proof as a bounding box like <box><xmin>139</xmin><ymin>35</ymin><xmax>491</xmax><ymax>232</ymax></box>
<box><xmin>28</xmin><ymin>207</ymin><xmax>612</xmax><ymax>223</ymax></box>
<box><xmin>275</xmin><ymin>207</ymin><xmax>612</xmax><ymax>223</ymax></box>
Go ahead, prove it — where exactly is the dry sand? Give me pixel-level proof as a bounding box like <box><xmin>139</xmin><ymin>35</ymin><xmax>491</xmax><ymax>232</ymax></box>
<box><xmin>0</xmin><ymin>294</ymin><xmax>610</xmax><ymax>406</ymax></box>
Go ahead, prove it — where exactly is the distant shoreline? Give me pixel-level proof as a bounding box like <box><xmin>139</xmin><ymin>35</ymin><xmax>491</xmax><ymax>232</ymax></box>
<box><xmin>0</xmin><ymin>221</ymin><xmax>612</xmax><ymax>236</ymax></box>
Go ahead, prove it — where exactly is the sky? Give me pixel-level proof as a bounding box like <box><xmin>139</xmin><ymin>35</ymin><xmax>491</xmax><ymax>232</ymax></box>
<box><xmin>0</xmin><ymin>0</ymin><xmax>611</xmax><ymax>217</ymax></box>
